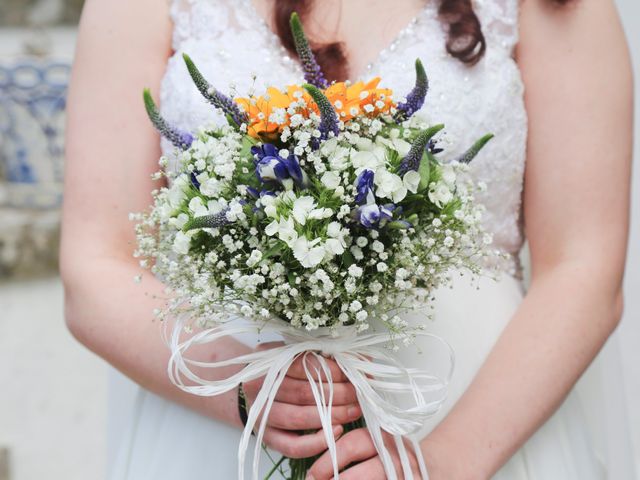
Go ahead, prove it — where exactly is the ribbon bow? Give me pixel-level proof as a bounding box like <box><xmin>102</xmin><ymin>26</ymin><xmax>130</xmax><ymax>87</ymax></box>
<box><xmin>167</xmin><ymin>317</ymin><xmax>454</xmax><ymax>480</ymax></box>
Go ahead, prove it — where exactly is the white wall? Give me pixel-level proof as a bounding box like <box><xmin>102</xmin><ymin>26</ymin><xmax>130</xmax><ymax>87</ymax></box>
<box><xmin>615</xmin><ymin>0</ymin><xmax>640</xmax><ymax>469</ymax></box>
<box><xmin>0</xmin><ymin>277</ymin><xmax>106</xmax><ymax>480</ymax></box>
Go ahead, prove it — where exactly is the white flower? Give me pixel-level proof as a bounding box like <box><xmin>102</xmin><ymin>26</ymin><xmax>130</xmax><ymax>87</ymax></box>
<box><xmin>376</xmin><ymin>132</ymin><xmax>411</xmax><ymax>156</ymax></box>
<box><xmin>348</xmin><ymin>265</ymin><xmax>363</xmax><ymax>278</ymax></box>
<box><xmin>225</xmin><ymin>200</ymin><xmax>246</xmax><ymax>222</ymax></box>
<box><xmin>356</xmin><ymin>236</ymin><xmax>368</xmax><ymax>248</ymax></box>
<box><xmin>246</xmin><ymin>250</ymin><xmax>263</xmax><ymax>267</ymax></box>
<box><xmin>324</xmin><ymin>221</ymin><xmax>347</xmax><ymax>255</ymax></box>
<box><xmin>169</xmin><ymin>213</ymin><xmax>189</xmax><ymax>229</ymax></box>
<box><xmin>200</xmin><ymin>177</ymin><xmax>223</xmax><ymax>197</ymax></box>
<box><xmin>308</xmin><ymin>207</ymin><xmax>333</xmax><ymax>220</ymax></box>
<box><xmin>168</xmin><ymin>176</ymin><xmax>188</xmax><ymax>208</ymax></box>
<box><xmin>371</xmin><ymin>240</ymin><xmax>384</xmax><ymax>253</ymax></box>
<box><xmin>428</xmin><ymin>182</ymin><xmax>453</xmax><ymax>208</ymax></box>
<box><xmin>321</xmin><ymin>171</ymin><xmax>341</xmax><ymax>189</ymax></box>
<box><xmin>326</xmin><ymin>221</ymin><xmax>343</xmax><ymax>238</ymax></box>
<box><xmin>320</xmin><ymin>137</ymin><xmax>338</xmax><ymax>155</ymax></box>
<box><xmin>188</xmin><ymin>196</ymin><xmax>208</xmax><ymax>217</ymax></box>
<box><xmin>265</xmin><ymin>220</ymin><xmax>279</xmax><ymax>237</ymax></box>
<box><xmin>325</xmin><ymin>238</ymin><xmax>345</xmax><ymax>255</ymax></box>
<box><xmin>266</xmin><ymin>217</ymin><xmax>298</xmax><ymax>247</ymax></box>
<box><xmin>376</xmin><ymin>262</ymin><xmax>388</xmax><ymax>273</ymax></box>
<box><xmin>172</xmin><ymin>231</ymin><xmax>191</xmax><ymax>255</ymax></box>
<box><xmin>351</xmin><ymin>145</ymin><xmax>386</xmax><ymax>172</ymax></box>
<box><xmin>402</xmin><ymin>170</ymin><xmax>421</xmax><ymax>194</ymax></box>
<box><xmin>292</xmin><ymin>237</ymin><xmax>325</xmax><ymax>268</ymax></box>
<box><xmin>350</xmin><ymin>246</ymin><xmax>364</xmax><ymax>260</ymax></box>
<box><xmin>374</xmin><ymin>169</ymin><xmax>407</xmax><ymax>203</ymax></box>
<box><xmin>441</xmin><ymin>165</ymin><xmax>457</xmax><ymax>187</ymax></box>
<box><xmin>349</xmin><ymin>300</ymin><xmax>362</xmax><ymax>312</ymax></box>
<box><xmin>292</xmin><ymin>196</ymin><xmax>316</xmax><ymax>225</ymax></box>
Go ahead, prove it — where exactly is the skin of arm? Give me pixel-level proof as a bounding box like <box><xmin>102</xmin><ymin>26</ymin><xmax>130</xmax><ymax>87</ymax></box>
<box><xmin>307</xmin><ymin>0</ymin><xmax>633</xmax><ymax>478</ymax></box>
<box><xmin>60</xmin><ymin>0</ymin><xmax>360</xmax><ymax>459</ymax></box>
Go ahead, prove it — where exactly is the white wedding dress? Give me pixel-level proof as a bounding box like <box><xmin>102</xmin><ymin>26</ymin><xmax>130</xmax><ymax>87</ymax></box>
<box><xmin>108</xmin><ymin>0</ymin><xmax>637</xmax><ymax>478</ymax></box>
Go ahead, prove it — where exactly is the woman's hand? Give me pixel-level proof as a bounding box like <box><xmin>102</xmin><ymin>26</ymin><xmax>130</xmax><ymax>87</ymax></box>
<box><xmin>242</xmin><ymin>344</ymin><xmax>363</xmax><ymax>459</ymax></box>
<box><xmin>306</xmin><ymin>428</ymin><xmax>421</xmax><ymax>480</ymax></box>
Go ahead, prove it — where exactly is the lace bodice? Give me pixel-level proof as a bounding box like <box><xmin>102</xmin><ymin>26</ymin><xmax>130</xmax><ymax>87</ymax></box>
<box><xmin>159</xmin><ymin>0</ymin><xmax>528</xmax><ymax>277</ymax></box>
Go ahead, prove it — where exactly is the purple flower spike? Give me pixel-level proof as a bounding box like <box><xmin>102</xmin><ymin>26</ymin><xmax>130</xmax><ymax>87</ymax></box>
<box><xmin>398</xmin><ymin>124</ymin><xmax>445</xmax><ymax>176</ymax></box>
<box><xmin>290</xmin><ymin>12</ymin><xmax>329</xmax><ymax>89</ymax></box>
<box><xmin>183</xmin><ymin>209</ymin><xmax>231</xmax><ymax>231</ymax></box>
<box><xmin>456</xmin><ymin>133</ymin><xmax>494</xmax><ymax>164</ymax></box>
<box><xmin>183</xmin><ymin>54</ymin><xmax>248</xmax><ymax>127</ymax></box>
<box><xmin>302</xmin><ymin>84</ymin><xmax>339</xmax><ymax>145</ymax></box>
<box><xmin>395</xmin><ymin>59</ymin><xmax>429</xmax><ymax>122</ymax></box>
<box><xmin>143</xmin><ymin>89</ymin><xmax>193</xmax><ymax>150</ymax></box>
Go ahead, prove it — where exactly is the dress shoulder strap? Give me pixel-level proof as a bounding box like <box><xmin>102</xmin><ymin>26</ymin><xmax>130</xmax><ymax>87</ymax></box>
<box><xmin>474</xmin><ymin>0</ymin><xmax>521</xmax><ymax>56</ymax></box>
<box><xmin>167</xmin><ymin>0</ymin><xmax>254</xmax><ymax>53</ymax></box>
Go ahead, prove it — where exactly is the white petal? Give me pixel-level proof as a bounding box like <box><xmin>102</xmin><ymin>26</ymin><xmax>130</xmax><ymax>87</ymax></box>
<box><xmin>265</xmin><ymin>220</ymin><xmax>279</xmax><ymax>236</ymax></box>
<box><xmin>403</xmin><ymin>170</ymin><xmax>421</xmax><ymax>194</ymax></box>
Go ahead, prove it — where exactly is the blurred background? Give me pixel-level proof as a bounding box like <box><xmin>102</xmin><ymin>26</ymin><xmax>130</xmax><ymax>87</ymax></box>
<box><xmin>0</xmin><ymin>1</ymin><xmax>638</xmax><ymax>479</ymax></box>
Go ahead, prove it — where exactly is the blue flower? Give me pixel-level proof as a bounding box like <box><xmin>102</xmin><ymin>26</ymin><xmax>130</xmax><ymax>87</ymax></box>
<box><xmin>252</xmin><ymin>144</ymin><xmax>308</xmax><ymax>187</ymax></box>
<box><xmin>355</xmin><ymin>203</ymin><xmax>394</xmax><ymax>229</ymax></box>
<box><xmin>245</xmin><ymin>186</ymin><xmax>260</xmax><ymax>199</ymax></box>
<box><xmin>355</xmin><ymin>170</ymin><xmax>375</xmax><ymax>205</ymax></box>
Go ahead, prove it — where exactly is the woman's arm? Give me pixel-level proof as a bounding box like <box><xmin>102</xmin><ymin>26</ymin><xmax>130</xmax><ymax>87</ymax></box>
<box><xmin>422</xmin><ymin>0</ymin><xmax>632</xmax><ymax>477</ymax></box>
<box><xmin>307</xmin><ymin>0</ymin><xmax>633</xmax><ymax>478</ymax></box>
<box><xmin>61</xmin><ymin>0</ymin><xmax>359</xmax><ymax>459</ymax></box>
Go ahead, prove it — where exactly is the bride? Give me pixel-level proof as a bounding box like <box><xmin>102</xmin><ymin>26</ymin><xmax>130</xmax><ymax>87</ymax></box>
<box><xmin>60</xmin><ymin>0</ymin><xmax>634</xmax><ymax>478</ymax></box>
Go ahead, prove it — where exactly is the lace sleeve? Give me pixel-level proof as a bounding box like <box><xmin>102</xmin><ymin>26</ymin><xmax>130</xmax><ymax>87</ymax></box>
<box><xmin>475</xmin><ymin>0</ymin><xmax>521</xmax><ymax>57</ymax></box>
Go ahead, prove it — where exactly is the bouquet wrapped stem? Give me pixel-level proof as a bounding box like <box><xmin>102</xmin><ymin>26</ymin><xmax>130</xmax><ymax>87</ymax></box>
<box><xmin>135</xmin><ymin>11</ymin><xmax>495</xmax><ymax>479</ymax></box>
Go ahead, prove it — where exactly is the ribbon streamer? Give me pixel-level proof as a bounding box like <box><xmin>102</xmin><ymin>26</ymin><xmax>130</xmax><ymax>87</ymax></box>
<box><xmin>167</xmin><ymin>317</ymin><xmax>454</xmax><ymax>480</ymax></box>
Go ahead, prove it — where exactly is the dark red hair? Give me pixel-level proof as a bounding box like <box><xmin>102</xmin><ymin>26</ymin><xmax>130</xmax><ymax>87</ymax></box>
<box><xmin>273</xmin><ymin>0</ymin><xmax>574</xmax><ymax>82</ymax></box>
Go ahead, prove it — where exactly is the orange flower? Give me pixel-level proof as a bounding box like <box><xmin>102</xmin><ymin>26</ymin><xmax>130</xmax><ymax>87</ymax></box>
<box><xmin>324</xmin><ymin>78</ymin><xmax>395</xmax><ymax>122</ymax></box>
<box><xmin>235</xmin><ymin>86</ymin><xmax>311</xmax><ymax>140</ymax></box>
<box><xmin>235</xmin><ymin>78</ymin><xmax>395</xmax><ymax>139</ymax></box>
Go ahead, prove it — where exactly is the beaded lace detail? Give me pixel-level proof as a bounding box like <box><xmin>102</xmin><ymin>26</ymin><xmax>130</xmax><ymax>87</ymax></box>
<box><xmin>160</xmin><ymin>0</ymin><xmax>528</xmax><ymax>277</ymax></box>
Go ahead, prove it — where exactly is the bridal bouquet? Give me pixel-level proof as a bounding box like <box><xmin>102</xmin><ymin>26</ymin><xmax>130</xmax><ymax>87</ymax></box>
<box><xmin>134</xmin><ymin>13</ymin><xmax>494</xmax><ymax>480</ymax></box>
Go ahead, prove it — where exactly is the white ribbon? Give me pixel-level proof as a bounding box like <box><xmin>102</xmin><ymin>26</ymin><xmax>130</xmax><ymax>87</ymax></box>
<box><xmin>167</xmin><ymin>317</ymin><xmax>454</xmax><ymax>480</ymax></box>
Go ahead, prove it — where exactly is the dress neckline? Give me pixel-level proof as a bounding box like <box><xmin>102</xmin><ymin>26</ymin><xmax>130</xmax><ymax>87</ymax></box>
<box><xmin>242</xmin><ymin>0</ymin><xmax>435</xmax><ymax>80</ymax></box>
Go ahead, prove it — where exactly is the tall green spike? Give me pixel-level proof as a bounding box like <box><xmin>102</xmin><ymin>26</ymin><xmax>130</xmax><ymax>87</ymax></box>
<box><xmin>182</xmin><ymin>210</ymin><xmax>230</xmax><ymax>232</ymax></box>
<box><xmin>182</xmin><ymin>54</ymin><xmax>247</xmax><ymax>126</ymax></box>
<box><xmin>398</xmin><ymin>124</ymin><xmax>445</xmax><ymax>175</ymax></box>
<box><xmin>458</xmin><ymin>133</ymin><xmax>494</xmax><ymax>164</ymax></box>
<box><xmin>143</xmin><ymin>88</ymin><xmax>193</xmax><ymax>149</ymax></box>
<box><xmin>302</xmin><ymin>83</ymin><xmax>339</xmax><ymax>140</ymax></box>
<box><xmin>290</xmin><ymin>12</ymin><xmax>329</xmax><ymax>89</ymax></box>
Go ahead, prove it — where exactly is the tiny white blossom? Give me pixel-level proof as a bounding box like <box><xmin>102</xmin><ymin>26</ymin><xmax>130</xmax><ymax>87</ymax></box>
<box><xmin>348</xmin><ymin>265</ymin><xmax>363</xmax><ymax>278</ymax></box>
<box><xmin>246</xmin><ymin>250</ymin><xmax>263</xmax><ymax>267</ymax></box>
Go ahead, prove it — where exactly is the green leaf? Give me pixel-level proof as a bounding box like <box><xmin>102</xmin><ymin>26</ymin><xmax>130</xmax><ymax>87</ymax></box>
<box><xmin>418</xmin><ymin>151</ymin><xmax>431</xmax><ymax>191</ymax></box>
<box><xmin>387</xmin><ymin>220</ymin><xmax>411</xmax><ymax>230</ymax></box>
<box><xmin>261</xmin><ymin>242</ymin><xmax>283</xmax><ymax>262</ymax></box>
<box><xmin>342</xmin><ymin>249</ymin><xmax>355</xmax><ymax>268</ymax></box>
